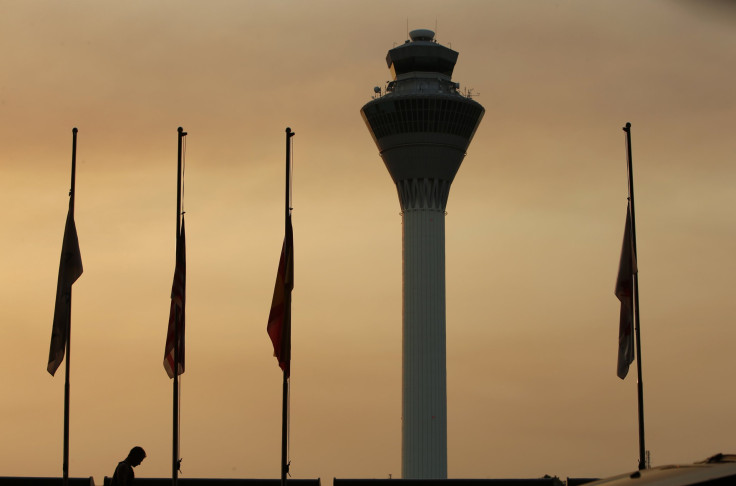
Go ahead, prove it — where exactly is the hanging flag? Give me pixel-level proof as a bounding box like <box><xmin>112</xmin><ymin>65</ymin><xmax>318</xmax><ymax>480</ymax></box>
<box><xmin>47</xmin><ymin>201</ymin><xmax>84</xmax><ymax>376</ymax></box>
<box><xmin>164</xmin><ymin>219</ymin><xmax>186</xmax><ymax>378</ymax></box>
<box><xmin>267</xmin><ymin>217</ymin><xmax>294</xmax><ymax>378</ymax></box>
<box><xmin>615</xmin><ymin>204</ymin><xmax>638</xmax><ymax>379</ymax></box>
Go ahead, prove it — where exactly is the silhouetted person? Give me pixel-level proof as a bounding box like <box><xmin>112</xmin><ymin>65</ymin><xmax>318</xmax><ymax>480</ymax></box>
<box><xmin>110</xmin><ymin>446</ymin><xmax>146</xmax><ymax>486</ymax></box>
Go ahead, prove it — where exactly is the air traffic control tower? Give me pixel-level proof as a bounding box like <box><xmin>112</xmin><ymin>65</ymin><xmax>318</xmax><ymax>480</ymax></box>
<box><xmin>361</xmin><ymin>29</ymin><xmax>484</xmax><ymax>479</ymax></box>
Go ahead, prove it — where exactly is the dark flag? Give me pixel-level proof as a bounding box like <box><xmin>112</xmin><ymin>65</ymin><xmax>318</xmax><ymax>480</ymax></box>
<box><xmin>615</xmin><ymin>204</ymin><xmax>637</xmax><ymax>379</ymax></box>
<box><xmin>164</xmin><ymin>219</ymin><xmax>186</xmax><ymax>378</ymax></box>
<box><xmin>267</xmin><ymin>217</ymin><xmax>294</xmax><ymax>378</ymax></box>
<box><xmin>48</xmin><ymin>202</ymin><xmax>84</xmax><ymax>376</ymax></box>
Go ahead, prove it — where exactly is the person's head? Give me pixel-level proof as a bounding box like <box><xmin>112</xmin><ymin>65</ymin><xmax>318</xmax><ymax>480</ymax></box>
<box><xmin>127</xmin><ymin>446</ymin><xmax>146</xmax><ymax>467</ymax></box>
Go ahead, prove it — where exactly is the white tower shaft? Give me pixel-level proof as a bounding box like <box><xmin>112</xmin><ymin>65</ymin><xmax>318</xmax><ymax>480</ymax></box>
<box><xmin>402</xmin><ymin>205</ymin><xmax>447</xmax><ymax>479</ymax></box>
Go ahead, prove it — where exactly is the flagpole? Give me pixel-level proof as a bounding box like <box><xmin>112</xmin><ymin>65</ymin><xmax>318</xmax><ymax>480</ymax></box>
<box><xmin>280</xmin><ymin>367</ymin><xmax>288</xmax><ymax>486</ymax></box>
<box><xmin>173</xmin><ymin>126</ymin><xmax>186</xmax><ymax>486</ymax></box>
<box><xmin>62</xmin><ymin>127</ymin><xmax>78</xmax><ymax>486</ymax></box>
<box><xmin>281</xmin><ymin>127</ymin><xmax>295</xmax><ymax>486</ymax></box>
<box><xmin>623</xmin><ymin>122</ymin><xmax>646</xmax><ymax>470</ymax></box>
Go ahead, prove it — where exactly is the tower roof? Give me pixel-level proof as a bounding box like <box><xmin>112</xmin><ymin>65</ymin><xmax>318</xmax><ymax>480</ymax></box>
<box><xmin>386</xmin><ymin>29</ymin><xmax>459</xmax><ymax>79</ymax></box>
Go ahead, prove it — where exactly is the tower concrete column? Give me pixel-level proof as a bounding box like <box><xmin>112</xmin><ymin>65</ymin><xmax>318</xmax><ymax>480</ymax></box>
<box><xmin>402</xmin><ymin>198</ymin><xmax>447</xmax><ymax>478</ymax></box>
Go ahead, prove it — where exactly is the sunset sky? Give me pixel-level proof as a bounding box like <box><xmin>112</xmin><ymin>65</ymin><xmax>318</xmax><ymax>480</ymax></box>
<box><xmin>1</xmin><ymin>0</ymin><xmax>735</xmax><ymax>483</ymax></box>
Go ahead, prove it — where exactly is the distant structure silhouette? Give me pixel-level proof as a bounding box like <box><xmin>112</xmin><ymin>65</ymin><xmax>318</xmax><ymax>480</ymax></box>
<box><xmin>361</xmin><ymin>29</ymin><xmax>484</xmax><ymax>479</ymax></box>
<box><xmin>110</xmin><ymin>446</ymin><xmax>146</xmax><ymax>486</ymax></box>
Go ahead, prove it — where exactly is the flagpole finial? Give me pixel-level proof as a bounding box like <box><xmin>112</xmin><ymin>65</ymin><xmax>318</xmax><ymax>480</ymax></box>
<box><xmin>72</xmin><ymin>127</ymin><xmax>78</xmax><ymax>134</ymax></box>
<box><xmin>178</xmin><ymin>127</ymin><xmax>188</xmax><ymax>137</ymax></box>
<box><xmin>623</xmin><ymin>122</ymin><xmax>631</xmax><ymax>132</ymax></box>
<box><xmin>286</xmin><ymin>127</ymin><xmax>295</xmax><ymax>137</ymax></box>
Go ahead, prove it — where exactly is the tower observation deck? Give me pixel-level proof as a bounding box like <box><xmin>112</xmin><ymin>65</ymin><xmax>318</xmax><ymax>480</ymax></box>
<box><xmin>361</xmin><ymin>29</ymin><xmax>484</xmax><ymax>479</ymax></box>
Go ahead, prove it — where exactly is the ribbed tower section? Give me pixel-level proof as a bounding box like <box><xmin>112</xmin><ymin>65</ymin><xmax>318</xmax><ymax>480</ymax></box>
<box><xmin>360</xmin><ymin>29</ymin><xmax>484</xmax><ymax>479</ymax></box>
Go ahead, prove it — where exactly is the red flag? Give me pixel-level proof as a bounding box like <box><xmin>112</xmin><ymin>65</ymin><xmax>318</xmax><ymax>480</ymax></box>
<box><xmin>48</xmin><ymin>201</ymin><xmax>84</xmax><ymax>375</ymax></box>
<box><xmin>267</xmin><ymin>217</ymin><xmax>294</xmax><ymax>377</ymax></box>
<box><xmin>615</xmin><ymin>204</ymin><xmax>637</xmax><ymax>379</ymax></box>
<box><xmin>164</xmin><ymin>219</ymin><xmax>186</xmax><ymax>378</ymax></box>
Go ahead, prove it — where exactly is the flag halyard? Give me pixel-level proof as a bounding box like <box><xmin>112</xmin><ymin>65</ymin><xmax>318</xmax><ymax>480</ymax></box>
<box><xmin>48</xmin><ymin>202</ymin><xmax>83</xmax><ymax>376</ymax></box>
<box><xmin>164</xmin><ymin>219</ymin><xmax>186</xmax><ymax>378</ymax></box>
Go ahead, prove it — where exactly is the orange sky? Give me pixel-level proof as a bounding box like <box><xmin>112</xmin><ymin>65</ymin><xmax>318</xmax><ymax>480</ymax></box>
<box><xmin>1</xmin><ymin>1</ymin><xmax>735</xmax><ymax>483</ymax></box>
